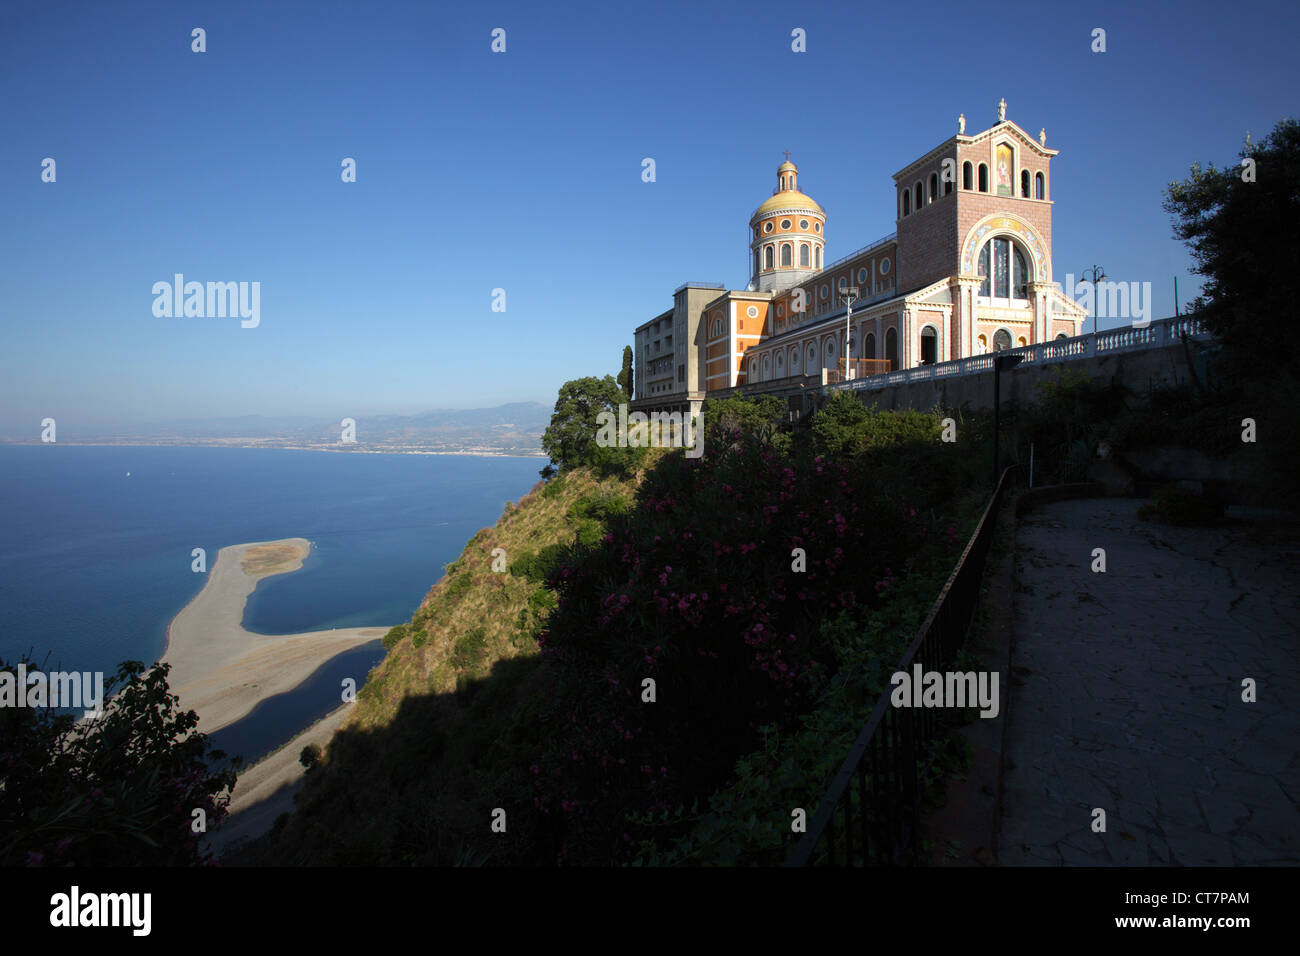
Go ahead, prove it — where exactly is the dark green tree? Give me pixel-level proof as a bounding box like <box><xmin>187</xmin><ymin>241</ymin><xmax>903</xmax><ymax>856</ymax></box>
<box><xmin>1163</xmin><ymin>118</ymin><xmax>1300</xmax><ymax>376</ymax></box>
<box><xmin>540</xmin><ymin>375</ymin><xmax>624</xmax><ymax>472</ymax></box>
<box><xmin>0</xmin><ymin>659</ymin><xmax>239</xmax><ymax>866</ymax></box>
<box><xmin>1164</xmin><ymin>117</ymin><xmax>1300</xmax><ymax>505</ymax></box>
<box><xmin>617</xmin><ymin>345</ymin><xmax>634</xmax><ymax>401</ymax></box>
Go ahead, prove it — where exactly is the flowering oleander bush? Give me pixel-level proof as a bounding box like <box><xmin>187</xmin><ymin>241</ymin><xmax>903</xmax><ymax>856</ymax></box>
<box><xmin>0</xmin><ymin>660</ymin><xmax>238</xmax><ymax>866</ymax></box>
<box><xmin>528</xmin><ymin>403</ymin><xmax>978</xmax><ymax>864</ymax></box>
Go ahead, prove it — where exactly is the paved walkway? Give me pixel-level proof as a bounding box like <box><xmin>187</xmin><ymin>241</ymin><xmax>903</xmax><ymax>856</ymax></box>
<box><xmin>998</xmin><ymin>498</ymin><xmax>1300</xmax><ymax>865</ymax></box>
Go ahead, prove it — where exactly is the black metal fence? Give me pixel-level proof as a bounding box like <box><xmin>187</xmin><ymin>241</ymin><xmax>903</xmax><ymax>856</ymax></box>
<box><xmin>785</xmin><ymin>466</ymin><xmax>1019</xmax><ymax>866</ymax></box>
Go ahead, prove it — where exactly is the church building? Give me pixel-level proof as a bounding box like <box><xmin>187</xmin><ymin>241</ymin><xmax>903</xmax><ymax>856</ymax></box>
<box><xmin>631</xmin><ymin>101</ymin><xmax>1088</xmax><ymax>420</ymax></box>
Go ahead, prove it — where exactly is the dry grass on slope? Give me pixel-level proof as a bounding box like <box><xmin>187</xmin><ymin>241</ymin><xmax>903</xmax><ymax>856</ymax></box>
<box><xmin>341</xmin><ymin>466</ymin><xmax>640</xmax><ymax>734</ymax></box>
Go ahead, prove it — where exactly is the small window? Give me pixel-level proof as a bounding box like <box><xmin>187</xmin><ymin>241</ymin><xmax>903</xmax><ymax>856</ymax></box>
<box><xmin>879</xmin><ymin>257</ymin><xmax>891</xmax><ymax>276</ymax></box>
<box><xmin>838</xmin><ymin>277</ymin><xmax>847</xmax><ymax>291</ymax></box>
<box><xmin>781</xmin><ymin>219</ymin><xmax>791</xmax><ymax>230</ymax></box>
<box><xmin>765</xmin><ymin>246</ymin><xmax>774</xmax><ymax>269</ymax></box>
<box><xmin>857</xmin><ymin>268</ymin><xmax>867</xmax><ymax>283</ymax></box>
<box><xmin>902</xmin><ymin>190</ymin><xmax>911</xmax><ymax>216</ymax></box>
<box><xmin>978</xmin><ymin>163</ymin><xmax>989</xmax><ymax>192</ymax></box>
<box><xmin>1055</xmin><ymin>332</ymin><xmax>1068</xmax><ymax>341</ymax></box>
<box><xmin>746</xmin><ymin>305</ymin><xmax>759</xmax><ymax>318</ymax></box>
<box><xmin>929</xmin><ymin>173</ymin><xmax>938</xmax><ymax>202</ymax></box>
<box><xmin>799</xmin><ymin>218</ymin><xmax>809</xmax><ymax>230</ymax></box>
<box><xmin>799</xmin><ymin>243</ymin><xmax>810</xmax><ymax>267</ymax></box>
<box><xmin>963</xmin><ymin>161</ymin><xmax>973</xmax><ymax>190</ymax></box>
<box><xmin>819</xmin><ymin>284</ymin><xmax>829</xmax><ymax>300</ymax></box>
<box><xmin>764</xmin><ymin>222</ymin><xmax>773</xmax><ymax>233</ymax></box>
<box><xmin>815</xmin><ymin>247</ymin><xmax>821</xmax><ymax>268</ymax></box>
<box><xmin>1035</xmin><ymin>172</ymin><xmax>1045</xmax><ymax>200</ymax></box>
<box><xmin>781</xmin><ymin>243</ymin><xmax>792</xmax><ymax>266</ymax></box>
<box><xmin>1021</xmin><ymin>169</ymin><xmax>1030</xmax><ymax>198</ymax></box>
<box><xmin>814</xmin><ymin>223</ymin><xmax>820</xmax><ymax>233</ymax></box>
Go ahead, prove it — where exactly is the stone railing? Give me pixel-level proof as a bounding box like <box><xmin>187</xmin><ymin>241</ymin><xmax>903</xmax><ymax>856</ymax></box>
<box><xmin>831</xmin><ymin>315</ymin><xmax>1211</xmax><ymax>394</ymax></box>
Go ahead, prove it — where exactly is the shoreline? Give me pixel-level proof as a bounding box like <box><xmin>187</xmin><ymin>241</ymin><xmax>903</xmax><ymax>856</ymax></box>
<box><xmin>0</xmin><ymin>441</ymin><xmax>544</xmax><ymax>458</ymax></box>
<box><xmin>206</xmin><ymin>702</ymin><xmax>357</xmax><ymax>859</ymax></box>
<box><xmin>162</xmin><ymin>537</ymin><xmax>388</xmax><ymax>735</ymax></box>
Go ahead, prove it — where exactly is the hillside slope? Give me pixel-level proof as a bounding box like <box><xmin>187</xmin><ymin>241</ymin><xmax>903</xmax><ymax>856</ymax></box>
<box><xmin>250</xmin><ymin>463</ymin><xmax>648</xmax><ymax>864</ymax></box>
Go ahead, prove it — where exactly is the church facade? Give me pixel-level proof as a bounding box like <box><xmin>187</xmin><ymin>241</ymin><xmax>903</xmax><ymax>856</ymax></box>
<box><xmin>631</xmin><ymin>102</ymin><xmax>1088</xmax><ymax>419</ymax></box>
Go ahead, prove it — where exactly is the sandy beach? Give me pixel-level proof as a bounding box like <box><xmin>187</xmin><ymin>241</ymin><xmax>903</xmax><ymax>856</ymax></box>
<box><xmin>207</xmin><ymin>702</ymin><xmax>356</xmax><ymax>858</ymax></box>
<box><xmin>162</xmin><ymin>537</ymin><xmax>388</xmax><ymax>734</ymax></box>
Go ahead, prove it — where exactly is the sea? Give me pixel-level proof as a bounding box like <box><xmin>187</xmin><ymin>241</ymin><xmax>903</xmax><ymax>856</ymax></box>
<box><xmin>0</xmin><ymin>445</ymin><xmax>543</xmax><ymax>764</ymax></box>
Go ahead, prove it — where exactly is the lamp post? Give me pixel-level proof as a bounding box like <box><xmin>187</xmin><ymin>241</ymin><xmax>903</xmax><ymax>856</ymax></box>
<box><xmin>993</xmin><ymin>352</ymin><xmax>1023</xmax><ymax>485</ymax></box>
<box><xmin>1080</xmin><ymin>264</ymin><xmax>1106</xmax><ymax>337</ymax></box>
<box><xmin>839</xmin><ymin>286</ymin><xmax>859</xmax><ymax>380</ymax></box>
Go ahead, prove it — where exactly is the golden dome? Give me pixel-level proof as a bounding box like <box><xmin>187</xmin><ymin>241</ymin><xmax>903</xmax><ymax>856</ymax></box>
<box><xmin>752</xmin><ymin>189</ymin><xmax>824</xmax><ymax>218</ymax></box>
<box><xmin>777</xmin><ymin>160</ymin><xmax>797</xmax><ymax>173</ymax></box>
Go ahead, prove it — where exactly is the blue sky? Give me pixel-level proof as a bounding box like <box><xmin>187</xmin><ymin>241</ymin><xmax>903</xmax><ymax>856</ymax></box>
<box><xmin>2</xmin><ymin>0</ymin><xmax>1296</xmax><ymax>429</ymax></box>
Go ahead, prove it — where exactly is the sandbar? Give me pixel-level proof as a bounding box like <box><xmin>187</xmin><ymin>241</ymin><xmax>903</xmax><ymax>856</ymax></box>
<box><xmin>162</xmin><ymin>537</ymin><xmax>387</xmax><ymax>734</ymax></box>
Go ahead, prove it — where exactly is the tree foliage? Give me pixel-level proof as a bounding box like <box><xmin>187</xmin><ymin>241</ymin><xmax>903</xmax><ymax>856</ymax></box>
<box><xmin>1164</xmin><ymin>117</ymin><xmax>1300</xmax><ymax>376</ymax></box>
<box><xmin>617</xmin><ymin>345</ymin><xmax>634</xmax><ymax>401</ymax></box>
<box><xmin>540</xmin><ymin>375</ymin><xmax>625</xmax><ymax>473</ymax></box>
<box><xmin>0</xmin><ymin>659</ymin><xmax>238</xmax><ymax>866</ymax></box>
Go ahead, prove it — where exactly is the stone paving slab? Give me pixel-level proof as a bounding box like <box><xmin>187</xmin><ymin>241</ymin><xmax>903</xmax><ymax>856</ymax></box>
<box><xmin>998</xmin><ymin>498</ymin><xmax>1300</xmax><ymax>866</ymax></box>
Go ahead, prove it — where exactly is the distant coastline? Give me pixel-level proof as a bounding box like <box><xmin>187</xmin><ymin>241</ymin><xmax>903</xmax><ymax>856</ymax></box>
<box><xmin>0</xmin><ymin>440</ymin><xmax>545</xmax><ymax>457</ymax></box>
<box><xmin>163</xmin><ymin>537</ymin><xmax>389</xmax><ymax>735</ymax></box>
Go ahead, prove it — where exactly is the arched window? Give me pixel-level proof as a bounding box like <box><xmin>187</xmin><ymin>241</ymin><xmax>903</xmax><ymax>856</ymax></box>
<box><xmin>978</xmin><ymin>163</ymin><xmax>989</xmax><ymax>192</ymax></box>
<box><xmin>765</xmin><ymin>245</ymin><xmax>774</xmax><ymax>269</ymax></box>
<box><xmin>815</xmin><ymin>247</ymin><xmax>821</xmax><ymax>269</ymax></box>
<box><xmin>993</xmin><ymin>329</ymin><xmax>1012</xmax><ymax>351</ymax></box>
<box><xmin>806</xmin><ymin>342</ymin><xmax>818</xmax><ymax>369</ymax></box>
<box><xmin>979</xmin><ymin>238</ymin><xmax>1031</xmax><ymax>299</ymax></box>
<box><xmin>914</xmin><ymin>182</ymin><xmax>922</xmax><ymax>209</ymax></box>
<box><xmin>1021</xmin><ymin>169</ymin><xmax>1030</xmax><ymax>198</ymax></box>
<box><xmin>799</xmin><ymin>243</ymin><xmax>810</xmax><ymax>267</ymax></box>
<box><xmin>864</xmin><ymin>332</ymin><xmax>876</xmax><ymax>358</ymax></box>
<box><xmin>929</xmin><ymin>172</ymin><xmax>939</xmax><ymax>202</ymax></box>
<box><xmin>885</xmin><ymin>327</ymin><xmax>898</xmax><ymax>370</ymax></box>
<box><xmin>963</xmin><ymin>161</ymin><xmax>973</xmax><ymax>190</ymax></box>
<box><xmin>754</xmin><ymin>249</ymin><xmax>761</xmax><ymax>275</ymax></box>
<box><xmin>920</xmin><ymin>325</ymin><xmax>938</xmax><ymax>365</ymax></box>
<box><xmin>775</xmin><ymin>351</ymin><xmax>784</xmax><ymax>373</ymax></box>
<box><xmin>1055</xmin><ymin>332</ymin><xmax>1068</xmax><ymax>341</ymax></box>
<box><xmin>790</xmin><ymin>347</ymin><xmax>801</xmax><ymax>373</ymax></box>
<box><xmin>1035</xmin><ymin>172</ymin><xmax>1045</xmax><ymax>200</ymax></box>
<box><xmin>902</xmin><ymin>190</ymin><xmax>911</xmax><ymax>216</ymax></box>
<box><xmin>762</xmin><ymin>354</ymin><xmax>771</xmax><ymax>381</ymax></box>
<box><xmin>781</xmin><ymin>243</ymin><xmax>792</xmax><ymax>267</ymax></box>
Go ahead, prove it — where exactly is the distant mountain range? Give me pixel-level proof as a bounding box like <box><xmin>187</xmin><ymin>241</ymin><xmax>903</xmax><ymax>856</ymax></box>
<box><xmin>2</xmin><ymin>403</ymin><xmax>552</xmax><ymax>457</ymax></box>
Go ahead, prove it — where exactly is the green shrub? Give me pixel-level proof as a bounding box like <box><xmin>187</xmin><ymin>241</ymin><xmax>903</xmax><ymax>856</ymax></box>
<box><xmin>451</xmin><ymin>628</ymin><xmax>488</xmax><ymax>670</ymax></box>
<box><xmin>1138</xmin><ymin>483</ymin><xmax>1226</xmax><ymax>526</ymax></box>
<box><xmin>382</xmin><ymin>624</ymin><xmax>407</xmax><ymax>649</ymax></box>
<box><xmin>510</xmin><ymin>544</ymin><xmax>567</xmax><ymax>584</ymax></box>
<box><xmin>541</xmin><ymin>474</ymin><xmax>567</xmax><ymax>500</ymax></box>
<box><xmin>444</xmin><ymin>573</ymin><xmax>472</xmax><ymax>601</ymax></box>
